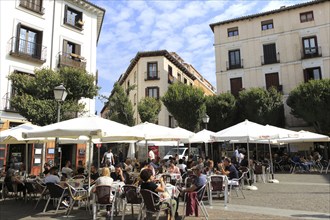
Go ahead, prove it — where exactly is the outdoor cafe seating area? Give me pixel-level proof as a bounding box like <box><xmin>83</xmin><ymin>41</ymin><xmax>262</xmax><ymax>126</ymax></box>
<box><xmin>0</xmin><ymin>116</ymin><xmax>329</xmax><ymax>220</ymax></box>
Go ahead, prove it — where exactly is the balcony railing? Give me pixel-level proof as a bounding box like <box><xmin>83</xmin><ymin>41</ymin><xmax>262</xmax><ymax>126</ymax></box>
<box><xmin>2</xmin><ymin>92</ymin><xmax>18</xmax><ymax>112</ymax></box>
<box><xmin>226</xmin><ymin>59</ymin><xmax>244</xmax><ymax>70</ymax></box>
<box><xmin>19</xmin><ymin>0</ymin><xmax>45</xmax><ymax>14</ymax></box>
<box><xmin>145</xmin><ymin>71</ymin><xmax>160</xmax><ymax>81</ymax></box>
<box><xmin>301</xmin><ymin>46</ymin><xmax>322</xmax><ymax>59</ymax></box>
<box><xmin>261</xmin><ymin>52</ymin><xmax>280</xmax><ymax>65</ymax></box>
<box><xmin>8</xmin><ymin>37</ymin><xmax>46</xmax><ymax>63</ymax></box>
<box><xmin>58</xmin><ymin>52</ymin><xmax>86</xmax><ymax>69</ymax></box>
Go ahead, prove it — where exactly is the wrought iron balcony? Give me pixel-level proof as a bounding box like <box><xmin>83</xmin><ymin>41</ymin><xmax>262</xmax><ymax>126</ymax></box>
<box><xmin>19</xmin><ymin>0</ymin><xmax>45</xmax><ymax>14</ymax></box>
<box><xmin>261</xmin><ymin>52</ymin><xmax>280</xmax><ymax>65</ymax></box>
<box><xmin>226</xmin><ymin>59</ymin><xmax>244</xmax><ymax>70</ymax></box>
<box><xmin>8</xmin><ymin>37</ymin><xmax>46</xmax><ymax>63</ymax></box>
<box><xmin>301</xmin><ymin>46</ymin><xmax>322</xmax><ymax>59</ymax></box>
<box><xmin>58</xmin><ymin>52</ymin><xmax>86</xmax><ymax>69</ymax></box>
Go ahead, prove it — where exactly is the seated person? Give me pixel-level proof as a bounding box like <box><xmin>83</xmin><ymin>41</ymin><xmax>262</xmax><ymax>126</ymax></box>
<box><xmin>140</xmin><ymin>169</ymin><xmax>177</xmax><ymax>220</ymax></box>
<box><xmin>181</xmin><ymin>165</ymin><xmax>206</xmax><ymax>194</ymax></box>
<box><xmin>61</xmin><ymin>160</ymin><xmax>73</xmax><ymax>178</ymax></box>
<box><xmin>92</xmin><ymin>167</ymin><xmax>114</xmax><ymax>218</ymax></box>
<box><xmin>204</xmin><ymin>160</ymin><xmax>215</xmax><ymax>175</ymax></box>
<box><xmin>110</xmin><ymin>164</ymin><xmax>127</xmax><ymax>182</ymax></box>
<box><xmin>217</xmin><ymin>158</ymin><xmax>239</xmax><ymax>184</ymax></box>
<box><xmin>5</xmin><ymin>163</ymin><xmax>26</xmax><ymax>196</ymax></box>
<box><xmin>123</xmin><ymin>159</ymin><xmax>133</xmax><ymax>172</ymax></box>
<box><xmin>44</xmin><ymin>167</ymin><xmax>61</xmax><ymax>184</ymax></box>
<box><xmin>167</xmin><ymin>161</ymin><xmax>181</xmax><ymax>174</ymax></box>
<box><xmin>90</xmin><ymin>165</ymin><xmax>100</xmax><ymax>185</ymax></box>
<box><xmin>177</xmin><ymin>159</ymin><xmax>187</xmax><ymax>174</ymax></box>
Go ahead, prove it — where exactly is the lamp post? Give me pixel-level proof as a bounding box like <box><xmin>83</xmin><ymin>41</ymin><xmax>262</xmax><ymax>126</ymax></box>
<box><xmin>53</xmin><ymin>84</ymin><xmax>67</xmax><ymax>170</ymax></box>
<box><xmin>202</xmin><ymin>113</ymin><xmax>210</xmax><ymax>130</ymax></box>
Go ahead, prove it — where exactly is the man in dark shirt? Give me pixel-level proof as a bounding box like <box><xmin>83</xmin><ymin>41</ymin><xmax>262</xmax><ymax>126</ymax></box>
<box><xmin>110</xmin><ymin>164</ymin><xmax>126</xmax><ymax>182</ymax></box>
<box><xmin>218</xmin><ymin>157</ymin><xmax>239</xmax><ymax>180</ymax></box>
<box><xmin>90</xmin><ymin>165</ymin><xmax>100</xmax><ymax>184</ymax></box>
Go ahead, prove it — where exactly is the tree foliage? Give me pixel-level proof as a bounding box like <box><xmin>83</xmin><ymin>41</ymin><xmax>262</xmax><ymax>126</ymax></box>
<box><xmin>205</xmin><ymin>93</ymin><xmax>237</xmax><ymax>131</ymax></box>
<box><xmin>106</xmin><ymin>82</ymin><xmax>135</xmax><ymax>126</ymax></box>
<box><xmin>287</xmin><ymin>79</ymin><xmax>330</xmax><ymax>135</ymax></box>
<box><xmin>138</xmin><ymin>97</ymin><xmax>162</xmax><ymax>123</ymax></box>
<box><xmin>8</xmin><ymin>67</ymin><xmax>98</xmax><ymax>126</ymax></box>
<box><xmin>162</xmin><ymin>83</ymin><xmax>205</xmax><ymax>131</ymax></box>
<box><xmin>237</xmin><ymin>87</ymin><xmax>284</xmax><ymax>126</ymax></box>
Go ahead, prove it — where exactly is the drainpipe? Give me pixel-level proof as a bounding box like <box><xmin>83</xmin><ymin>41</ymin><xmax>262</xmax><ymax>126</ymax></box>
<box><xmin>50</xmin><ymin>0</ymin><xmax>56</xmax><ymax>69</ymax></box>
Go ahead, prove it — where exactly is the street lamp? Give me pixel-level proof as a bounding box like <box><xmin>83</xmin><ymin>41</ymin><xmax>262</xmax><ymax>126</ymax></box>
<box><xmin>53</xmin><ymin>84</ymin><xmax>67</xmax><ymax>170</ymax></box>
<box><xmin>202</xmin><ymin>113</ymin><xmax>210</xmax><ymax>130</ymax></box>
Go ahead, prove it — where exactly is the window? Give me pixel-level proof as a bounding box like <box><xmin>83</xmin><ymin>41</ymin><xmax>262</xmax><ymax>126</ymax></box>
<box><xmin>303</xmin><ymin>67</ymin><xmax>321</xmax><ymax>82</ymax></box>
<box><xmin>177</xmin><ymin>73</ymin><xmax>182</xmax><ymax>82</ymax></box>
<box><xmin>64</xmin><ymin>5</ymin><xmax>83</xmax><ymax>29</ymax></box>
<box><xmin>262</xmin><ymin>43</ymin><xmax>278</xmax><ymax>64</ymax></box>
<box><xmin>302</xmin><ymin>36</ymin><xmax>320</xmax><ymax>58</ymax></box>
<box><xmin>147</xmin><ymin>62</ymin><xmax>158</xmax><ymax>80</ymax></box>
<box><xmin>184</xmin><ymin>78</ymin><xmax>187</xmax><ymax>84</ymax></box>
<box><xmin>265</xmin><ymin>72</ymin><xmax>281</xmax><ymax>91</ymax></box>
<box><xmin>168</xmin><ymin>65</ymin><xmax>174</xmax><ymax>84</ymax></box>
<box><xmin>300</xmin><ymin>11</ymin><xmax>314</xmax><ymax>23</ymax></box>
<box><xmin>145</xmin><ymin>87</ymin><xmax>159</xmax><ymax>99</ymax></box>
<box><xmin>228</xmin><ymin>27</ymin><xmax>239</xmax><ymax>37</ymax></box>
<box><xmin>15</xmin><ymin>23</ymin><xmax>43</xmax><ymax>59</ymax></box>
<box><xmin>230</xmin><ymin>77</ymin><xmax>243</xmax><ymax>97</ymax></box>
<box><xmin>169</xmin><ymin>116</ymin><xmax>175</xmax><ymax>128</ymax></box>
<box><xmin>261</xmin><ymin>20</ymin><xmax>274</xmax><ymax>30</ymax></box>
<box><xmin>127</xmin><ymin>80</ymin><xmax>130</xmax><ymax>95</ymax></box>
<box><xmin>228</xmin><ymin>50</ymin><xmax>242</xmax><ymax>69</ymax></box>
<box><xmin>19</xmin><ymin>0</ymin><xmax>44</xmax><ymax>14</ymax></box>
<box><xmin>63</xmin><ymin>40</ymin><xmax>81</xmax><ymax>56</ymax></box>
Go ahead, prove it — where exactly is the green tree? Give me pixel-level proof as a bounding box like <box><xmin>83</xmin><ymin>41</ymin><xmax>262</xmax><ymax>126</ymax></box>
<box><xmin>8</xmin><ymin>67</ymin><xmax>98</xmax><ymax>126</ymax></box>
<box><xmin>287</xmin><ymin>79</ymin><xmax>330</xmax><ymax>135</ymax></box>
<box><xmin>106</xmin><ymin>82</ymin><xmax>135</xmax><ymax>126</ymax></box>
<box><xmin>138</xmin><ymin>97</ymin><xmax>162</xmax><ymax>123</ymax></box>
<box><xmin>237</xmin><ymin>87</ymin><xmax>284</xmax><ymax>126</ymax></box>
<box><xmin>205</xmin><ymin>92</ymin><xmax>237</xmax><ymax>131</ymax></box>
<box><xmin>162</xmin><ymin>83</ymin><xmax>205</xmax><ymax>131</ymax></box>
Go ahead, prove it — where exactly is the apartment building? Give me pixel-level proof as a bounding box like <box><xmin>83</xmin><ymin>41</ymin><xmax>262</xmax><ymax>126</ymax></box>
<box><xmin>210</xmin><ymin>0</ymin><xmax>330</xmax><ymax>128</ymax></box>
<box><xmin>101</xmin><ymin>50</ymin><xmax>216</xmax><ymax>127</ymax></box>
<box><xmin>0</xmin><ymin>0</ymin><xmax>105</xmax><ymax>174</ymax></box>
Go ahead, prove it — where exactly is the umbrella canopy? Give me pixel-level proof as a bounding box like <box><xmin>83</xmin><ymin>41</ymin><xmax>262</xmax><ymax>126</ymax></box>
<box><xmin>173</xmin><ymin>127</ymin><xmax>195</xmax><ymax>141</ymax></box>
<box><xmin>212</xmin><ymin>119</ymin><xmax>279</xmax><ymax>142</ymax></box>
<box><xmin>23</xmin><ymin>116</ymin><xmax>143</xmax><ymax>141</ymax></box>
<box><xmin>277</xmin><ymin>130</ymin><xmax>330</xmax><ymax>143</ymax></box>
<box><xmin>0</xmin><ymin>123</ymin><xmax>47</xmax><ymax>144</ymax></box>
<box><xmin>185</xmin><ymin>129</ymin><xmax>216</xmax><ymax>143</ymax></box>
<box><xmin>131</xmin><ymin>122</ymin><xmax>191</xmax><ymax>141</ymax></box>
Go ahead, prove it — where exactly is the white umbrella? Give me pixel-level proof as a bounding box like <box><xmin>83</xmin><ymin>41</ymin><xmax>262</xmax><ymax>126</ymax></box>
<box><xmin>277</xmin><ymin>130</ymin><xmax>330</xmax><ymax>143</ymax></box>
<box><xmin>185</xmin><ymin>129</ymin><xmax>216</xmax><ymax>144</ymax></box>
<box><xmin>23</xmin><ymin>116</ymin><xmax>144</xmax><ymax>193</ymax></box>
<box><xmin>212</xmin><ymin>120</ymin><xmax>280</xmax><ymax>190</ymax></box>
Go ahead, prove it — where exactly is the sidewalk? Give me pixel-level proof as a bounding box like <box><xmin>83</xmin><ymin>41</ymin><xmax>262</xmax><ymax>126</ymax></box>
<box><xmin>0</xmin><ymin>173</ymin><xmax>329</xmax><ymax>220</ymax></box>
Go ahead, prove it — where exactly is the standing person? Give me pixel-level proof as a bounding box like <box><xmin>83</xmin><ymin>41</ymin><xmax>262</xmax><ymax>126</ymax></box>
<box><xmin>148</xmin><ymin>148</ymin><xmax>155</xmax><ymax>162</ymax></box>
<box><xmin>102</xmin><ymin>149</ymin><xmax>114</xmax><ymax>166</ymax></box>
<box><xmin>118</xmin><ymin>150</ymin><xmax>124</xmax><ymax>164</ymax></box>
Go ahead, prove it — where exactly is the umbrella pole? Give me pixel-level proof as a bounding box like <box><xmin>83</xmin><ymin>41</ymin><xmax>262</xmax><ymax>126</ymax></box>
<box><xmin>268</xmin><ymin>140</ymin><xmax>275</xmax><ymax>179</ymax></box>
<box><xmin>88</xmin><ymin>136</ymin><xmax>92</xmax><ymax>196</ymax></box>
<box><xmin>246</xmin><ymin>139</ymin><xmax>258</xmax><ymax>190</ymax></box>
<box><xmin>25</xmin><ymin>141</ymin><xmax>28</xmax><ymax>179</ymax></box>
<box><xmin>98</xmin><ymin>146</ymin><xmax>100</xmax><ymax>169</ymax></box>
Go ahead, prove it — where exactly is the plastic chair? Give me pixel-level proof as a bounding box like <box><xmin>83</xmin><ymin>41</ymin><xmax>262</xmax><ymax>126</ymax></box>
<box><xmin>94</xmin><ymin>185</ymin><xmax>116</xmax><ymax>220</ymax></box>
<box><xmin>43</xmin><ymin>183</ymin><xmax>68</xmax><ymax>213</ymax></box>
<box><xmin>209</xmin><ymin>175</ymin><xmax>224</xmax><ymax>198</ymax></box>
<box><xmin>229</xmin><ymin>168</ymin><xmax>249</xmax><ymax>199</ymax></box>
<box><xmin>182</xmin><ymin>184</ymin><xmax>209</xmax><ymax>220</ymax></box>
<box><xmin>140</xmin><ymin>189</ymin><xmax>172</xmax><ymax>220</ymax></box>
<box><xmin>121</xmin><ymin>185</ymin><xmax>143</xmax><ymax>220</ymax></box>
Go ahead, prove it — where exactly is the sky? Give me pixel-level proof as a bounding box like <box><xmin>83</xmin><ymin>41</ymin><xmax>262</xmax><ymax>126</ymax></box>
<box><xmin>91</xmin><ymin>0</ymin><xmax>307</xmax><ymax>114</ymax></box>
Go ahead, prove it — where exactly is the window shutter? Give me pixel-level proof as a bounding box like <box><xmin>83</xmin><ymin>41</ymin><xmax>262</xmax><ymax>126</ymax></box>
<box><xmin>64</xmin><ymin>5</ymin><xmax>68</xmax><ymax>24</ymax></box>
<box><xmin>36</xmin><ymin>31</ymin><xmax>43</xmax><ymax>59</ymax></box>
<box><xmin>303</xmin><ymin>69</ymin><xmax>308</xmax><ymax>82</ymax></box>
<box><xmin>63</xmin><ymin>40</ymin><xmax>68</xmax><ymax>54</ymax></box>
<box><xmin>75</xmin><ymin>44</ymin><xmax>81</xmax><ymax>55</ymax></box>
<box><xmin>15</xmin><ymin>23</ymin><xmax>21</xmax><ymax>53</ymax></box>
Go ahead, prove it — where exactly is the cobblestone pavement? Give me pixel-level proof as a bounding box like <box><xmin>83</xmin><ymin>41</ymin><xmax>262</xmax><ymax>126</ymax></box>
<box><xmin>0</xmin><ymin>173</ymin><xmax>329</xmax><ymax>220</ymax></box>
